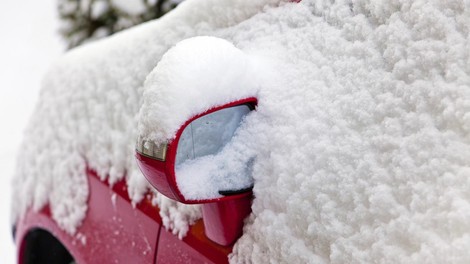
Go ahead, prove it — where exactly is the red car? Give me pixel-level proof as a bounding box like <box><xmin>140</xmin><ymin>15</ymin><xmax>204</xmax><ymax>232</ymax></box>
<box><xmin>14</xmin><ymin>1</ymin><xmax>273</xmax><ymax>263</ymax></box>
<box><xmin>13</xmin><ymin>0</ymin><xmax>470</xmax><ymax>263</ymax></box>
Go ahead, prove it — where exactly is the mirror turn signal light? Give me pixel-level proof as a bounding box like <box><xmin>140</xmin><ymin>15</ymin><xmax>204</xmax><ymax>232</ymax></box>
<box><xmin>136</xmin><ymin>136</ymin><xmax>167</xmax><ymax>161</ymax></box>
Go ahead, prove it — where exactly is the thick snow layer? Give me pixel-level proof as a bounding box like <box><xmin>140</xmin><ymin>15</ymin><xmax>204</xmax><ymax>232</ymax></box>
<box><xmin>13</xmin><ymin>0</ymin><xmax>470</xmax><ymax>263</ymax></box>
<box><xmin>225</xmin><ymin>1</ymin><xmax>470</xmax><ymax>263</ymax></box>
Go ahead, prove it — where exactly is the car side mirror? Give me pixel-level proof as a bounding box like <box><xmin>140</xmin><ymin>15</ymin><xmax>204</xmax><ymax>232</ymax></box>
<box><xmin>135</xmin><ymin>97</ymin><xmax>257</xmax><ymax>245</ymax></box>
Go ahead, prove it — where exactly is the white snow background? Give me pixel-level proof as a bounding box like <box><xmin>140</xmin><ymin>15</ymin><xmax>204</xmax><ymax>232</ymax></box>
<box><xmin>0</xmin><ymin>0</ymin><xmax>62</xmax><ymax>263</ymax></box>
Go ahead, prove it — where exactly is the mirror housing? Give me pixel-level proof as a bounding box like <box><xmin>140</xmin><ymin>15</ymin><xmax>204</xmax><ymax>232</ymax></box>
<box><xmin>135</xmin><ymin>97</ymin><xmax>257</xmax><ymax>204</ymax></box>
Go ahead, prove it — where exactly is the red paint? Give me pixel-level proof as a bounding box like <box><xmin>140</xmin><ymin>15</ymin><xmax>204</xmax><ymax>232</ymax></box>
<box><xmin>157</xmin><ymin>223</ymin><xmax>231</xmax><ymax>264</ymax></box>
<box><xmin>202</xmin><ymin>195</ymin><xmax>253</xmax><ymax>246</ymax></box>
<box><xmin>135</xmin><ymin>153</ymin><xmax>180</xmax><ymax>201</ymax></box>
<box><xmin>16</xmin><ymin>168</ymin><xmax>236</xmax><ymax>263</ymax></box>
<box><xmin>16</xmin><ymin>170</ymin><xmax>161</xmax><ymax>264</ymax></box>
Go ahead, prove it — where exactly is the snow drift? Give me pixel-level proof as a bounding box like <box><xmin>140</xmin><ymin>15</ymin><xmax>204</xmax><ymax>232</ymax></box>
<box><xmin>13</xmin><ymin>0</ymin><xmax>470</xmax><ymax>263</ymax></box>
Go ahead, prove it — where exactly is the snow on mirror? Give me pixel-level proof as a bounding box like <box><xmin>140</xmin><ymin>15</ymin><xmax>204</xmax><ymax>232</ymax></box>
<box><xmin>175</xmin><ymin>104</ymin><xmax>255</xmax><ymax>201</ymax></box>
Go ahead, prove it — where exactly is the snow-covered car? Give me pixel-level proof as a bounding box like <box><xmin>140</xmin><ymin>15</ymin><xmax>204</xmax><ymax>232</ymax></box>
<box><xmin>13</xmin><ymin>0</ymin><xmax>470</xmax><ymax>263</ymax></box>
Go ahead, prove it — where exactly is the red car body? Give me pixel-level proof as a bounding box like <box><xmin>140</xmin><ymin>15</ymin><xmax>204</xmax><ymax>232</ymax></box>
<box><xmin>16</xmin><ymin>168</ymin><xmax>235</xmax><ymax>263</ymax></box>
<box><xmin>13</xmin><ymin>1</ymin><xmax>470</xmax><ymax>263</ymax></box>
<box><xmin>14</xmin><ymin>1</ymin><xmax>295</xmax><ymax>262</ymax></box>
<box><xmin>15</xmin><ymin>95</ymin><xmax>257</xmax><ymax>264</ymax></box>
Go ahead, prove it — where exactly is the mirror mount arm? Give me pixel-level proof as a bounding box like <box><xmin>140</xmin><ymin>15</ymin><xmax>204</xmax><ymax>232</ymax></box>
<box><xmin>202</xmin><ymin>191</ymin><xmax>253</xmax><ymax>246</ymax></box>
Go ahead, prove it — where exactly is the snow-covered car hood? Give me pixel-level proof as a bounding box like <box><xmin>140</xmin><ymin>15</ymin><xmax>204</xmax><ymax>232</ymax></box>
<box><xmin>13</xmin><ymin>0</ymin><xmax>470</xmax><ymax>263</ymax></box>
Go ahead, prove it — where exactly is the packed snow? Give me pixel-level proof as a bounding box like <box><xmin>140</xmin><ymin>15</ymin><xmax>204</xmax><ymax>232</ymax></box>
<box><xmin>12</xmin><ymin>0</ymin><xmax>470</xmax><ymax>263</ymax></box>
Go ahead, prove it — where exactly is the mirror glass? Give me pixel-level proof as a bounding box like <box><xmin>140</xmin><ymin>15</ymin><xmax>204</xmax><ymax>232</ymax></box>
<box><xmin>176</xmin><ymin>105</ymin><xmax>251</xmax><ymax>166</ymax></box>
<box><xmin>175</xmin><ymin>104</ymin><xmax>254</xmax><ymax>200</ymax></box>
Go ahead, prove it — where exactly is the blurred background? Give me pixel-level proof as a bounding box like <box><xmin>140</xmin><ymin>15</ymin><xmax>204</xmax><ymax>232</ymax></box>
<box><xmin>0</xmin><ymin>0</ymin><xmax>180</xmax><ymax>262</ymax></box>
<box><xmin>0</xmin><ymin>1</ymin><xmax>62</xmax><ymax>262</ymax></box>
